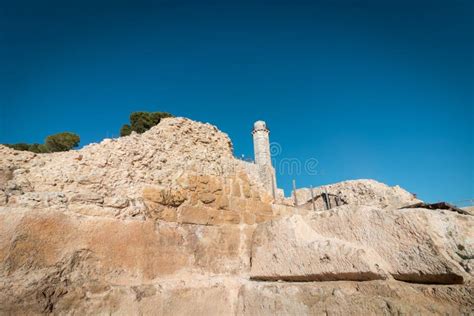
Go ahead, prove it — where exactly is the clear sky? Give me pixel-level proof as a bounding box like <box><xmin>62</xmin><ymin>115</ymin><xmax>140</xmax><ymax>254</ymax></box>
<box><xmin>1</xmin><ymin>0</ymin><xmax>472</xmax><ymax>203</ymax></box>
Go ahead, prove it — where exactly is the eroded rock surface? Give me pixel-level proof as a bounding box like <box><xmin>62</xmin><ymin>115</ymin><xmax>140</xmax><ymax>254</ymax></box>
<box><xmin>0</xmin><ymin>117</ymin><xmax>472</xmax><ymax>315</ymax></box>
<box><xmin>250</xmin><ymin>214</ymin><xmax>388</xmax><ymax>282</ymax></box>
<box><xmin>295</xmin><ymin>179</ymin><xmax>420</xmax><ymax>209</ymax></box>
<box><xmin>251</xmin><ymin>206</ymin><xmax>472</xmax><ymax>284</ymax></box>
<box><xmin>238</xmin><ymin>280</ymin><xmax>474</xmax><ymax>315</ymax></box>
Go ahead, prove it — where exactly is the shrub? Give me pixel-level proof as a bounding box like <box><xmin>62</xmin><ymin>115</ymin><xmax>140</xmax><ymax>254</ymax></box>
<box><xmin>27</xmin><ymin>143</ymin><xmax>50</xmax><ymax>153</ymax></box>
<box><xmin>120</xmin><ymin>124</ymin><xmax>132</xmax><ymax>137</ymax></box>
<box><xmin>5</xmin><ymin>143</ymin><xmax>30</xmax><ymax>151</ymax></box>
<box><xmin>4</xmin><ymin>132</ymin><xmax>80</xmax><ymax>153</ymax></box>
<box><xmin>120</xmin><ymin>111</ymin><xmax>173</xmax><ymax>136</ymax></box>
<box><xmin>45</xmin><ymin>132</ymin><xmax>80</xmax><ymax>152</ymax></box>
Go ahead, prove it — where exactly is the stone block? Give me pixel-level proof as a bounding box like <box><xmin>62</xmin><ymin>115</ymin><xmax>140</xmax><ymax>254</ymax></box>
<box><xmin>179</xmin><ymin>206</ymin><xmax>209</xmax><ymax>225</ymax></box>
<box><xmin>199</xmin><ymin>193</ymin><xmax>216</xmax><ymax>204</ymax></box>
<box><xmin>104</xmin><ymin>196</ymin><xmax>129</xmax><ymax>208</ymax></box>
<box><xmin>232</xmin><ymin>181</ymin><xmax>241</xmax><ymax>197</ymax></box>
<box><xmin>221</xmin><ymin>211</ymin><xmax>241</xmax><ymax>225</ymax></box>
<box><xmin>216</xmin><ymin>195</ymin><xmax>229</xmax><ymax>210</ymax></box>
<box><xmin>242</xmin><ymin>212</ymin><xmax>256</xmax><ymax>225</ymax></box>
<box><xmin>158</xmin><ymin>207</ymin><xmax>178</xmax><ymax>222</ymax></box>
<box><xmin>143</xmin><ymin>186</ymin><xmax>186</xmax><ymax>207</ymax></box>
<box><xmin>229</xmin><ymin>197</ymin><xmax>247</xmax><ymax>212</ymax></box>
<box><xmin>247</xmin><ymin>200</ymin><xmax>272</xmax><ymax>215</ymax></box>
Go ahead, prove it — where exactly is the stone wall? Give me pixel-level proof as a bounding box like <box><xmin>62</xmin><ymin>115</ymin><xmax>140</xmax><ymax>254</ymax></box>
<box><xmin>0</xmin><ymin>117</ymin><xmax>472</xmax><ymax>315</ymax></box>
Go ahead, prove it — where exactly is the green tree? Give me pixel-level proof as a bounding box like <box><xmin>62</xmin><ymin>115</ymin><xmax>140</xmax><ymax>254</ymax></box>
<box><xmin>130</xmin><ymin>112</ymin><xmax>153</xmax><ymax>134</ymax></box>
<box><xmin>28</xmin><ymin>143</ymin><xmax>50</xmax><ymax>153</ymax></box>
<box><xmin>4</xmin><ymin>143</ymin><xmax>30</xmax><ymax>151</ymax></box>
<box><xmin>45</xmin><ymin>132</ymin><xmax>80</xmax><ymax>152</ymax></box>
<box><xmin>120</xmin><ymin>124</ymin><xmax>132</xmax><ymax>137</ymax></box>
<box><xmin>4</xmin><ymin>132</ymin><xmax>79</xmax><ymax>153</ymax></box>
<box><xmin>120</xmin><ymin>111</ymin><xmax>173</xmax><ymax>136</ymax></box>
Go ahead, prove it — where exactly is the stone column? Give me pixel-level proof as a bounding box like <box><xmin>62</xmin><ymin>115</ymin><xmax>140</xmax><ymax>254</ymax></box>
<box><xmin>252</xmin><ymin>121</ymin><xmax>277</xmax><ymax>196</ymax></box>
<box><xmin>252</xmin><ymin>121</ymin><xmax>271</xmax><ymax>167</ymax></box>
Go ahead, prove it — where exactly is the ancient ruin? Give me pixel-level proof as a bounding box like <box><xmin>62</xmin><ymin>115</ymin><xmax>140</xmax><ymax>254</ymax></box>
<box><xmin>0</xmin><ymin>117</ymin><xmax>472</xmax><ymax>314</ymax></box>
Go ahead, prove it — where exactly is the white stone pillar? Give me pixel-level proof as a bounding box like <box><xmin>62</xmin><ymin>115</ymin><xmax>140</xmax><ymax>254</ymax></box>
<box><xmin>252</xmin><ymin>121</ymin><xmax>271</xmax><ymax>168</ymax></box>
<box><xmin>252</xmin><ymin>121</ymin><xmax>277</xmax><ymax>196</ymax></box>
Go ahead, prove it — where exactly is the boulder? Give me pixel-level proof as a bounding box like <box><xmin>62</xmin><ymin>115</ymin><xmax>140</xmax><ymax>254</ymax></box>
<box><xmin>294</xmin><ymin>179</ymin><xmax>420</xmax><ymax>209</ymax></box>
<box><xmin>250</xmin><ymin>215</ymin><xmax>388</xmax><ymax>281</ymax></box>
<box><xmin>250</xmin><ymin>206</ymin><xmax>468</xmax><ymax>284</ymax></box>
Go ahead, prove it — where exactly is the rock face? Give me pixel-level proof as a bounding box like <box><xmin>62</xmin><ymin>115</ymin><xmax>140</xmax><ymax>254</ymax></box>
<box><xmin>251</xmin><ymin>207</ymin><xmax>471</xmax><ymax>284</ymax></box>
<box><xmin>294</xmin><ymin>179</ymin><xmax>420</xmax><ymax>210</ymax></box>
<box><xmin>0</xmin><ymin>117</ymin><xmax>473</xmax><ymax>315</ymax></box>
<box><xmin>250</xmin><ymin>214</ymin><xmax>389</xmax><ymax>282</ymax></box>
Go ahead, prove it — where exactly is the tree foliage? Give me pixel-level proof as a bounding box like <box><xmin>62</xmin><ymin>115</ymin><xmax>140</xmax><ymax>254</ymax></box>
<box><xmin>120</xmin><ymin>111</ymin><xmax>173</xmax><ymax>136</ymax></box>
<box><xmin>26</xmin><ymin>143</ymin><xmax>50</xmax><ymax>153</ymax></box>
<box><xmin>4</xmin><ymin>132</ymin><xmax>80</xmax><ymax>153</ymax></box>
<box><xmin>45</xmin><ymin>132</ymin><xmax>80</xmax><ymax>152</ymax></box>
<box><xmin>6</xmin><ymin>143</ymin><xmax>30</xmax><ymax>151</ymax></box>
<box><xmin>120</xmin><ymin>124</ymin><xmax>132</xmax><ymax>137</ymax></box>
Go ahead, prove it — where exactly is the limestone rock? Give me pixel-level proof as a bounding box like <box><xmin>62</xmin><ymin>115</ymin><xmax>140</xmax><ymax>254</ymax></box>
<box><xmin>143</xmin><ymin>186</ymin><xmax>186</xmax><ymax>207</ymax></box>
<box><xmin>104</xmin><ymin>196</ymin><xmax>129</xmax><ymax>208</ymax></box>
<box><xmin>251</xmin><ymin>206</ymin><xmax>468</xmax><ymax>284</ymax></box>
<box><xmin>8</xmin><ymin>191</ymin><xmax>67</xmax><ymax>208</ymax></box>
<box><xmin>0</xmin><ymin>117</ymin><xmax>472</xmax><ymax>314</ymax></box>
<box><xmin>250</xmin><ymin>215</ymin><xmax>388</xmax><ymax>281</ymax></box>
<box><xmin>238</xmin><ymin>280</ymin><xmax>474</xmax><ymax>315</ymax></box>
<box><xmin>295</xmin><ymin>179</ymin><xmax>420</xmax><ymax>209</ymax></box>
<box><xmin>0</xmin><ymin>118</ymin><xmax>242</xmax><ymax>212</ymax></box>
<box><xmin>70</xmin><ymin>192</ymin><xmax>104</xmax><ymax>204</ymax></box>
<box><xmin>0</xmin><ymin>191</ymin><xmax>7</xmax><ymax>205</ymax></box>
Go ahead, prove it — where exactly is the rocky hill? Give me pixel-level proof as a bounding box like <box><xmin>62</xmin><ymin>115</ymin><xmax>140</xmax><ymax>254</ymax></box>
<box><xmin>0</xmin><ymin>117</ymin><xmax>472</xmax><ymax>315</ymax></box>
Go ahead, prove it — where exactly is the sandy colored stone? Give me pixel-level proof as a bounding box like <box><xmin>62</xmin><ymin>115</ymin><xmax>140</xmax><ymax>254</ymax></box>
<box><xmin>232</xmin><ymin>181</ymin><xmax>241</xmax><ymax>197</ymax></box>
<box><xmin>220</xmin><ymin>210</ymin><xmax>241</xmax><ymax>225</ymax></box>
<box><xmin>68</xmin><ymin>204</ymin><xmax>117</xmax><ymax>218</ymax></box>
<box><xmin>143</xmin><ymin>186</ymin><xmax>186</xmax><ymax>207</ymax></box>
<box><xmin>159</xmin><ymin>207</ymin><xmax>178</xmax><ymax>222</ymax></box>
<box><xmin>251</xmin><ymin>215</ymin><xmax>388</xmax><ymax>281</ymax></box>
<box><xmin>8</xmin><ymin>191</ymin><xmax>67</xmax><ymax>208</ymax></box>
<box><xmin>251</xmin><ymin>206</ymin><xmax>469</xmax><ymax>284</ymax></box>
<box><xmin>242</xmin><ymin>212</ymin><xmax>256</xmax><ymax>225</ymax></box>
<box><xmin>144</xmin><ymin>202</ymin><xmax>178</xmax><ymax>222</ymax></box>
<box><xmin>207</xmin><ymin>177</ymin><xmax>223</xmax><ymax>194</ymax></box>
<box><xmin>104</xmin><ymin>196</ymin><xmax>129</xmax><ymax>208</ymax></box>
<box><xmin>242</xmin><ymin>182</ymin><xmax>251</xmax><ymax>198</ymax></box>
<box><xmin>0</xmin><ymin>117</ymin><xmax>472</xmax><ymax>314</ymax></box>
<box><xmin>161</xmin><ymin>285</ymin><xmax>236</xmax><ymax>315</ymax></box>
<box><xmin>180</xmin><ymin>205</ymin><xmax>209</xmax><ymax>225</ymax></box>
<box><xmin>215</xmin><ymin>195</ymin><xmax>229</xmax><ymax>210</ymax></box>
<box><xmin>70</xmin><ymin>192</ymin><xmax>104</xmax><ymax>204</ymax></box>
<box><xmin>247</xmin><ymin>199</ymin><xmax>272</xmax><ymax>214</ymax></box>
<box><xmin>229</xmin><ymin>197</ymin><xmax>247</xmax><ymax>213</ymax></box>
<box><xmin>295</xmin><ymin>179</ymin><xmax>420</xmax><ymax>209</ymax></box>
<box><xmin>238</xmin><ymin>280</ymin><xmax>474</xmax><ymax>315</ymax></box>
<box><xmin>0</xmin><ymin>191</ymin><xmax>6</xmax><ymax>205</ymax></box>
<box><xmin>255</xmin><ymin>213</ymin><xmax>274</xmax><ymax>224</ymax></box>
<box><xmin>199</xmin><ymin>192</ymin><xmax>216</xmax><ymax>204</ymax></box>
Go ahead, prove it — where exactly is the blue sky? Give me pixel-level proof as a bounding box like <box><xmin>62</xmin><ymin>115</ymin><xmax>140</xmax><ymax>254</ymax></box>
<box><xmin>1</xmin><ymin>0</ymin><xmax>472</xmax><ymax>202</ymax></box>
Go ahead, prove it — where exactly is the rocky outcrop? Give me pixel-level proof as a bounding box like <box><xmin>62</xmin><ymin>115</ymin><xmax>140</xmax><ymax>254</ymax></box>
<box><xmin>250</xmin><ymin>214</ymin><xmax>388</xmax><ymax>281</ymax></box>
<box><xmin>142</xmin><ymin>173</ymin><xmax>276</xmax><ymax>226</ymax></box>
<box><xmin>0</xmin><ymin>117</ymin><xmax>472</xmax><ymax>314</ymax></box>
<box><xmin>294</xmin><ymin>179</ymin><xmax>420</xmax><ymax>210</ymax></box>
<box><xmin>251</xmin><ymin>206</ymin><xmax>471</xmax><ymax>284</ymax></box>
<box><xmin>0</xmin><ymin>118</ymin><xmax>245</xmax><ymax>212</ymax></box>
